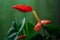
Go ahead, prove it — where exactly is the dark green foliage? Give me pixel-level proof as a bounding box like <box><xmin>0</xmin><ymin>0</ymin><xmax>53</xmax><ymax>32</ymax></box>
<box><xmin>18</xmin><ymin>21</ymin><xmax>36</xmax><ymax>40</ymax></box>
<box><xmin>6</xmin><ymin>17</ymin><xmax>60</xmax><ymax>40</ymax></box>
<box><xmin>6</xmin><ymin>18</ymin><xmax>26</xmax><ymax>40</ymax></box>
<box><xmin>43</xmin><ymin>24</ymin><xmax>60</xmax><ymax>35</ymax></box>
<box><xmin>24</xmin><ymin>22</ymin><xmax>36</xmax><ymax>40</ymax></box>
<box><xmin>43</xmin><ymin>24</ymin><xmax>60</xmax><ymax>39</ymax></box>
<box><xmin>30</xmin><ymin>34</ymin><xmax>44</xmax><ymax>40</ymax></box>
<box><xmin>6</xmin><ymin>18</ymin><xmax>36</xmax><ymax>40</ymax></box>
<box><xmin>5</xmin><ymin>18</ymin><xmax>18</xmax><ymax>40</ymax></box>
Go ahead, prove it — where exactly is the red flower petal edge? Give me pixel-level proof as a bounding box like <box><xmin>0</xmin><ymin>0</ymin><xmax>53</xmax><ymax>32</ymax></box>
<box><xmin>34</xmin><ymin>22</ymin><xmax>43</xmax><ymax>32</ymax></box>
<box><xmin>41</xmin><ymin>20</ymin><xmax>51</xmax><ymax>24</ymax></box>
<box><xmin>12</xmin><ymin>4</ymin><xmax>32</xmax><ymax>12</ymax></box>
<box><xmin>18</xmin><ymin>35</ymin><xmax>27</xmax><ymax>40</ymax></box>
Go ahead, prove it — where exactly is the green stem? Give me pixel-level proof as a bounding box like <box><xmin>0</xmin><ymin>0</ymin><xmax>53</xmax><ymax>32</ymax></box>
<box><xmin>24</xmin><ymin>13</ymin><xmax>29</xmax><ymax>40</ymax></box>
<box><xmin>26</xmin><ymin>22</ymin><xmax>29</xmax><ymax>36</ymax></box>
<box><xmin>32</xmin><ymin>10</ymin><xmax>41</xmax><ymax>22</ymax></box>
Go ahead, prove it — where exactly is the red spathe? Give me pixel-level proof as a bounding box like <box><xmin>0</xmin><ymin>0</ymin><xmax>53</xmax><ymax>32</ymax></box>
<box><xmin>12</xmin><ymin>4</ymin><xmax>32</xmax><ymax>13</ymax></box>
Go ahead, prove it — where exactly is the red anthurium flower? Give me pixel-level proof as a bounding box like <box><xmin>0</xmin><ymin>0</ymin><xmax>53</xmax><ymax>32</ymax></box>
<box><xmin>12</xmin><ymin>4</ymin><xmax>32</xmax><ymax>12</ymax></box>
<box><xmin>34</xmin><ymin>20</ymin><xmax>51</xmax><ymax>32</ymax></box>
<box><xmin>34</xmin><ymin>22</ymin><xmax>43</xmax><ymax>32</ymax></box>
<box><xmin>41</xmin><ymin>20</ymin><xmax>50</xmax><ymax>24</ymax></box>
<box><xmin>18</xmin><ymin>35</ymin><xmax>27</xmax><ymax>40</ymax></box>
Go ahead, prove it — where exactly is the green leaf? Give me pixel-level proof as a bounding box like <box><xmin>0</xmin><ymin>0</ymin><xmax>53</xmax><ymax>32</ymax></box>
<box><xmin>18</xmin><ymin>18</ymin><xmax>25</xmax><ymax>33</ymax></box>
<box><xmin>17</xmin><ymin>18</ymin><xmax>26</xmax><ymax>35</ymax></box>
<box><xmin>25</xmin><ymin>22</ymin><xmax>35</xmax><ymax>40</ymax></box>
<box><xmin>5</xmin><ymin>18</ymin><xmax>18</xmax><ymax>40</ymax></box>
<box><xmin>14</xmin><ymin>18</ymin><xmax>26</xmax><ymax>40</ymax></box>
<box><xmin>18</xmin><ymin>21</ymin><xmax>36</xmax><ymax>40</ymax></box>
<box><xmin>5</xmin><ymin>18</ymin><xmax>26</xmax><ymax>40</ymax></box>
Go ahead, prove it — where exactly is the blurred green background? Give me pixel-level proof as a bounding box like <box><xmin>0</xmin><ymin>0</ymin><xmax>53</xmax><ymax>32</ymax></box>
<box><xmin>0</xmin><ymin>0</ymin><xmax>60</xmax><ymax>40</ymax></box>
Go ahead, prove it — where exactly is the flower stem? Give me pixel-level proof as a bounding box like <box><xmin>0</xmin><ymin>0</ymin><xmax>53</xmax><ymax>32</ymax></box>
<box><xmin>26</xmin><ymin>22</ymin><xmax>29</xmax><ymax>36</ymax></box>
<box><xmin>32</xmin><ymin>10</ymin><xmax>41</xmax><ymax>22</ymax></box>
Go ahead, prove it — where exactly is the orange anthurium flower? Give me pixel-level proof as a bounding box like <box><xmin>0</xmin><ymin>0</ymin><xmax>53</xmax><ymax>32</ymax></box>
<box><xmin>12</xmin><ymin>4</ymin><xmax>32</xmax><ymax>12</ymax></box>
<box><xmin>34</xmin><ymin>20</ymin><xmax>51</xmax><ymax>32</ymax></box>
<box><xmin>18</xmin><ymin>35</ymin><xmax>27</xmax><ymax>40</ymax></box>
<box><xmin>41</xmin><ymin>20</ymin><xmax>50</xmax><ymax>24</ymax></box>
<box><xmin>34</xmin><ymin>22</ymin><xmax>43</xmax><ymax>32</ymax></box>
